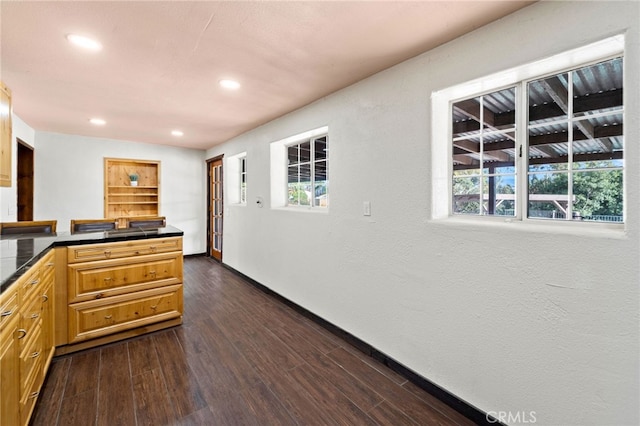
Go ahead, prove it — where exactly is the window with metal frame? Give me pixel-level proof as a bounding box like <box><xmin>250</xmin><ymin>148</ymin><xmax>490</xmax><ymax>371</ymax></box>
<box><xmin>450</xmin><ymin>56</ymin><xmax>623</xmax><ymax>223</ymax></box>
<box><xmin>287</xmin><ymin>135</ymin><xmax>328</xmax><ymax>208</ymax></box>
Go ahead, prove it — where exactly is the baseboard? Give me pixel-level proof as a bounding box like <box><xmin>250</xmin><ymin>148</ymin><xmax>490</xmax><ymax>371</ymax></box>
<box><xmin>220</xmin><ymin>261</ymin><xmax>504</xmax><ymax>426</ymax></box>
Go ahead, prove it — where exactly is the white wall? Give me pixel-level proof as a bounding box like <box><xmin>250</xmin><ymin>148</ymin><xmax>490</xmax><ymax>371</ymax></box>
<box><xmin>34</xmin><ymin>132</ymin><xmax>207</xmax><ymax>254</ymax></box>
<box><xmin>206</xmin><ymin>2</ymin><xmax>639</xmax><ymax>425</ymax></box>
<box><xmin>0</xmin><ymin>114</ymin><xmax>35</xmax><ymax>221</ymax></box>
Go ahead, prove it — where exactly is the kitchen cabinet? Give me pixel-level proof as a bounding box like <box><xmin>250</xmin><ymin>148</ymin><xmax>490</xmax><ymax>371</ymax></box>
<box><xmin>60</xmin><ymin>236</ymin><xmax>183</xmax><ymax>353</ymax></box>
<box><xmin>0</xmin><ymin>81</ymin><xmax>12</xmax><ymax>187</ymax></box>
<box><xmin>0</xmin><ymin>249</ymin><xmax>55</xmax><ymax>426</ymax></box>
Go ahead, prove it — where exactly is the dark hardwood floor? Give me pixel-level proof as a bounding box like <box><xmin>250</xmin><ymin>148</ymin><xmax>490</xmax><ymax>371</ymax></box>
<box><xmin>31</xmin><ymin>256</ymin><xmax>474</xmax><ymax>426</ymax></box>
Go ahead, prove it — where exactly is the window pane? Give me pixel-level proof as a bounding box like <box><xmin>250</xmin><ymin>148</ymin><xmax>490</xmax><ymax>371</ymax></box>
<box><xmin>482</xmin><ymin>130</ymin><xmax>515</xmax><ymax>171</ymax></box>
<box><xmin>453</xmin><ymin>176</ymin><xmax>480</xmax><ymax>215</ymax></box>
<box><xmin>241</xmin><ymin>157</ymin><xmax>246</xmax><ymax>173</ymax></box>
<box><xmin>482</xmin><ymin>175</ymin><xmax>516</xmax><ymax>217</ymax></box>
<box><xmin>573</xmin><ymin>58</ymin><xmax>623</xmax><ymax>118</ymax></box>
<box><xmin>572</xmin><ymin>113</ymin><xmax>623</xmax><ymax>169</ymax></box>
<box><xmin>315</xmin><ymin>137</ymin><xmax>327</xmax><ymax>160</ymax></box>
<box><xmin>288</xmin><ymin>145</ymin><xmax>299</xmax><ymax>165</ymax></box>
<box><xmin>528</xmin><ymin>172</ymin><xmax>569</xmax><ymax>219</ymax></box>
<box><xmin>452</xmin><ymin>96</ymin><xmax>482</xmax><ymax>137</ymax></box>
<box><xmin>299</xmin><ymin>141</ymin><xmax>311</xmax><ymax>163</ymax></box>
<box><xmin>528</xmin><ymin>73</ymin><xmax>569</xmax><ymax>125</ymax></box>
<box><xmin>572</xmin><ymin>170</ymin><xmax>623</xmax><ymax>222</ymax></box>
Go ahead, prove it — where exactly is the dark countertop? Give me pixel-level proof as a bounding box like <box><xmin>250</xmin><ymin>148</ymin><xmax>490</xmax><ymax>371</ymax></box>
<box><xmin>1</xmin><ymin>225</ymin><xmax>183</xmax><ymax>293</ymax></box>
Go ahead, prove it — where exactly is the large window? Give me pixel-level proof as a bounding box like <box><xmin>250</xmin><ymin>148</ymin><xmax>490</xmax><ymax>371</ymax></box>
<box><xmin>287</xmin><ymin>135</ymin><xmax>328</xmax><ymax>207</ymax></box>
<box><xmin>450</xmin><ymin>56</ymin><xmax>623</xmax><ymax>223</ymax></box>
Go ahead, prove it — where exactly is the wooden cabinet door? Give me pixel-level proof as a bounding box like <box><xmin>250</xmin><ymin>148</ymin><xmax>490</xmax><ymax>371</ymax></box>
<box><xmin>0</xmin><ymin>82</ymin><xmax>11</xmax><ymax>187</ymax></box>
<box><xmin>1</xmin><ymin>315</ymin><xmax>20</xmax><ymax>426</ymax></box>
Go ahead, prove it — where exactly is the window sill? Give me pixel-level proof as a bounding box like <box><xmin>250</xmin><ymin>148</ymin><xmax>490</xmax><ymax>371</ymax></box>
<box><xmin>271</xmin><ymin>206</ymin><xmax>329</xmax><ymax>214</ymax></box>
<box><xmin>429</xmin><ymin>215</ymin><xmax>627</xmax><ymax>240</ymax></box>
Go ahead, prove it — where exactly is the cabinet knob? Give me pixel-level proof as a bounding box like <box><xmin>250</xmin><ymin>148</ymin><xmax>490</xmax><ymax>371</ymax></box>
<box><xmin>17</xmin><ymin>329</ymin><xmax>27</xmax><ymax>339</ymax></box>
<box><xmin>42</xmin><ymin>294</ymin><xmax>49</xmax><ymax>302</ymax></box>
<box><xmin>104</xmin><ymin>250</ymin><xmax>112</xmax><ymax>258</ymax></box>
<box><xmin>149</xmin><ymin>246</ymin><xmax>157</xmax><ymax>252</ymax></box>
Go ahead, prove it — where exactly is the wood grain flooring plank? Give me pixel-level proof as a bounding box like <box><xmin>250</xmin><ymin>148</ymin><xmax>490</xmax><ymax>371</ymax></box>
<box><xmin>63</xmin><ymin>349</ymin><xmax>100</xmax><ymax>397</ymax></box>
<box><xmin>57</xmin><ymin>389</ymin><xmax>97</xmax><ymax>426</ymax></box>
<box><xmin>368</xmin><ymin>400</ymin><xmax>419</xmax><ymax>426</ymax></box>
<box><xmin>285</xmin><ymin>364</ymin><xmax>378</xmax><ymax>426</ymax></box>
<box><xmin>238</xmin><ymin>380</ymin><xmax>297</xmax><ymax>426</ymax></box>
<box><xmin>401</xmin><ymin>380</ymin><xmax>476</xmax><ymax>426</ymax></box>
<box><xmin>128</xmin><ymin>334</ymin><xmax>161</xmax><ymax>376</ymax></box>
<box><xmin>152</xmin><ymin>330</ymin><xmax>208</xmax><ymax>418</ymax></box>
<box><xmin>97</xmin><ymin>343</ymin><xmax>136</xmax><ymax>426</ymax></box>
<box><xmin>270</xmin><ymin>324</ymin><xmax>383</xmax><ymax>412</ymax></box>
<box><xmin>327</xmin><ymin>346</ymin><xmax>459</xmax><ymax>425</ymax></box>
<box><xmin>132</xmin><ymin>367</ymin><xmax>177</xmax><ymax>426</ymax></box>
<box><xmin>30</xmin><ymin>357</ymin><xmax>71</xmax><ymax>426</ymax></box>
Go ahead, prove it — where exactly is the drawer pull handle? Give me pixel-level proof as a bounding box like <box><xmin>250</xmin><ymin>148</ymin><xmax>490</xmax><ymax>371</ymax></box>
<box><xmin>104</xmin><ymin>277</ymin><xmax>112</xmax><ymax>282</ymax></box>
<box><xmin>17</xmin><ymin>329</ymin><xmax>27</xmax><ymax>339</ymax></box>
<box><xmin>30</xmin><ymin>313</ymin><xmax>40</xmax><ymax>320</ymax></box>
<box><xmin>29</xmin><ymin>391</ymin><xmax>40</xmax><ymax>399</ymax></box>
<box><xmin>149</xmin><ymin>271</ymin><xmax>157</xmax><ymax>276</ymax></box>
<box><xmin>42</xmin><ymin>294</ymin><xmax>49</xmax><ymax>302</ymax></box>
<box><xmin>1</xmin><ymin>310</ymin><xmax>13</xmax><ymax>317</ymax></box>
<box><xmin>47</xmin><ymin>262</ymin><xmax>55</xmax><ymax>267</ymax></box>
<box><xmin>149</xmin><ymin>246</ymin><xmax>157</xmax><ymax>252</ymax></box>
<box><xmin>104</xmin><ymin>315</ymin><xmax>113</xmax><ymax>320</ymax></box>
<box><xmin>31</xmin><ymin>351</ymin><xmax>40</xmax><ymax>358</ymax></box>
<box><xmin>104</xmin><ymin>250</ymin><xmax>112</xmax><ymax>258</ymax></box>
<box><xmin>30</xmin><ymin>279</ymin><xmax>40</xmax><ymax>286</ymax></box>
<box><xmin>150</xmin><ymin>305</ymin><xmax>157</xmax><ymax>310</ymax></box>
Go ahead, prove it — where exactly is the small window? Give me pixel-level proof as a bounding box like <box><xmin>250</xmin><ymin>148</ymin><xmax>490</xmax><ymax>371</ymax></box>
<box><xmin>287</xmin><ymin>135</ymin><xmax>328</xmax><ymax>208</ymax></box>
<box><xmin>240</xmin><ymin>156</ymin><xmax>247</xmax><ymax>204</ymax></box>
<box><xmin>226</xmin><ymin>152</ymin><xmax>246</xmax><ymax>205</ymax></box>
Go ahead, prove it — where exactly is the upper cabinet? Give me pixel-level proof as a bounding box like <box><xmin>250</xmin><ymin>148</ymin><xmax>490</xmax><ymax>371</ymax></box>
<box><xmin>104</xmin><ymin>158</ymin><xmax>160</xmax><ymax>228</ymax></box>
<box><xmin>0</xmin><ymin>81</ymin><xmax>12</xmax><ymax>187</ymax></box>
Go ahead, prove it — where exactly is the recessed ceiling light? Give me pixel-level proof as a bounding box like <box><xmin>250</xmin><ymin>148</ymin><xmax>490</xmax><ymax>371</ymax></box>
<box><xmin>66</xmin><ymin>34</ymin><xmax>102</xmax><ymax>51</ymax></box>
<box><xmin>171</xmin><ymin>130</ymin><xmax>184</xmax><ymax>137</ymax></box>
<box><xmin>219</xmin><ymin>79</ymin><xmax>241</xmax><ymax>90</ymax></box>
<box><xmin>89</xmin><ymin>118</ymin><xmax>106</xmax><ymax>125</ymax></box>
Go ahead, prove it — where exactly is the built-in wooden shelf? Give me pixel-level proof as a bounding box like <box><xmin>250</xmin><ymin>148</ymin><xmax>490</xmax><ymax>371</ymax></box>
<box><xmin>104</xmin><ymin>158</ymin><xmax>160</xmax><ymax>228</ymax></box>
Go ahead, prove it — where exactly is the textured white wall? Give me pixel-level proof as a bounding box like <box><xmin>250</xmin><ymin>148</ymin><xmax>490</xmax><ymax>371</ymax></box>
<box><xmin>34</xmin><ymin>132</ymin><xmax>207</xmax><ymax>254</ymax></box>
<box><xmin>206</xmin><ymin>2</ymin><xmax>640</xmax><ymax>425</ymax></box>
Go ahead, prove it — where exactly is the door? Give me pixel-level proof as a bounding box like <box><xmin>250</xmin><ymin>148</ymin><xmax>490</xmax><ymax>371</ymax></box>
<box><xmin>208</xmin><ymin>157</ymin><xmax>223</xmax><ymax>261</ymax></box>
<box><xmin>17</xmin><ymin>140</ymin><xmax>34</xmax><ymax>221</ymax></box>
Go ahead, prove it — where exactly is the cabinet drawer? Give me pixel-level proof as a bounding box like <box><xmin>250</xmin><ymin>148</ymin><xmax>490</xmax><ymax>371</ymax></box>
<box><xmin>0</xmin><ymin>285</ymin><xmax>18</xmax><ymax>332</ymax></box>
<box><xmin>19</xmin><ymin>325</ymin><xmax>43</xmax><ymax>395</ymax></box>
<box><xmin>67</xmin><ymin>237</ymin><xmax>182</xmax><ymax>263</ymax></box>
<box><xmin>40</xmin><ymin>250</ymin><xmax>55</xmax><ymax>284</ymax></box>
<box><xmin>19</xmin><ymin>294</ymin><xmax>43</xmax><ymax>349</ymax></box>
<box><xmin>68</xmin><ymin>284</ymin><xmax>183</xmax><ymax>343</ymax></box>
<box><xmin>20</xmin><ymin>356</ymin><xmax>43</xmax><ymax>426</ymax></box>
<box><xmin>68</xmin><ymin>252</ymin><xmax>183</xmax><ymax>303</ymax></box>
<box><xmin>19</xmin><ymin>266</ymin><xmax>41</xmax><ymax>304</ymax></box>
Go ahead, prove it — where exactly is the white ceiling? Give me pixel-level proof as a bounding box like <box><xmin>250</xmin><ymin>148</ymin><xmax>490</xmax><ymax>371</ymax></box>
<box><xmin>1</xmin><ymin>1</ymin><xmax>534</xmax><ymax>150</ymax></box>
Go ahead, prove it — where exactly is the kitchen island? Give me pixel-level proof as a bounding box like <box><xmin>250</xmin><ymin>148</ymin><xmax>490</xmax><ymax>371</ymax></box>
<box><xmin>0</xmin><ymin>225</ymin><xmax>184</xmax><ymax>426</ymax></box>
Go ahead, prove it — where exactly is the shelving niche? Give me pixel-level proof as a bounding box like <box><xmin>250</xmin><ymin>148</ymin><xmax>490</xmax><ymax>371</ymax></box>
<box><xmin>104</xmin><ymin>158</ymin><xmax>160</xmax><ymax>228</ymax></box>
